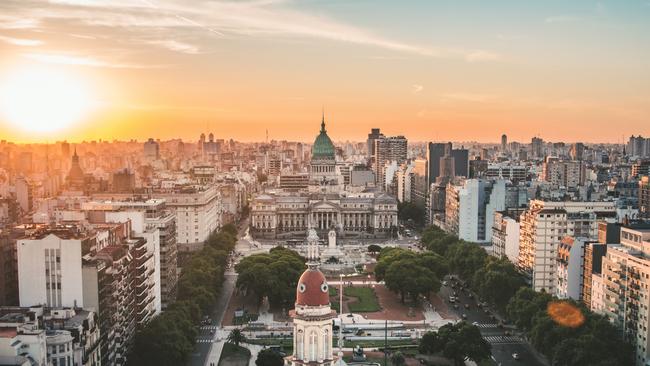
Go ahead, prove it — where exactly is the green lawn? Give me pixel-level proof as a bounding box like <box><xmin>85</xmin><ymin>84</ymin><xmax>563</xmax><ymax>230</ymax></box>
<box><xmin>329</xmin><ymin>286</ymin><xmax>338</xmax><ymax>296</ymax></box>
<box><xmin>344</xmin><ymin>287</ymin><xmax>381</xmax><ymax>312</ymax></box>
<box><xmin>219</xmin><ymin>343</ymin><xmax>251</xmax><ymax>366</ymax></box>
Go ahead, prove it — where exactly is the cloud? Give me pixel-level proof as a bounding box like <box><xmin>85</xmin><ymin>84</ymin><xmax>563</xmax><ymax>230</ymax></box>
<box><xmin>545</xmin><ymin>15</ymin><xmax>580</xmax><ymax>23</ymax></box>
<box><xmin>148</xmin><ymin>40</ymin><xmax>200</xmax><ymax>54</ymax></box>
<box><xmin>0</xmin><ymin>15</ymin><xmax>40</xmax><ymax>29</ymax></box>
<box><xmin>1</xmin><ymin>0</ymin><xmax>502</xmax><ymax>63</ymax></box>
<box><xmin>412</xmin><ymin>84</ymin><xmax>423</xmax><ymax>94</ymax></box>
<box><xmin>440</xmin><ymin>93</ymin><xmax>496</xmax><ymax>103</ymax></box>
<box><xmin>0</xmin><ymin>35</ymin><xmax>43</xmax><ymax>46</ymax></box>
<box><xmin>465</xmin><ymin>50</ymin><xmax>501</xmax><ymax>62</ymax></box>
<box><xmin>23</xmin><ymin>52</ymin><xmax>160</xmax><ymax>68</ymax></box>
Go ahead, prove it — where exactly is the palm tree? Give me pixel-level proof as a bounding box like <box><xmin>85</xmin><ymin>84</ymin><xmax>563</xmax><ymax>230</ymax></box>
<box><xmin>227</xmin><ymin>328</ymin><xmax>246</xmax><ymax>347</ymax></box>
<box><xmin>390</xmin><ymin>351</ymin><xmax>405</xmax><ymax>366</ymax></box>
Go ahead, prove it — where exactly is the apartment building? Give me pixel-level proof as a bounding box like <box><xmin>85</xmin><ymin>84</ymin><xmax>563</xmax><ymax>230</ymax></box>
<box><xmin>517</xmin><ymin>200</ymin><xmax>616</xmax><ymax>293</ymax></box>
<box><xmin>598</xmin><ymin>225</ymin><xmax>650</xmax><ymax>365</ymax></box>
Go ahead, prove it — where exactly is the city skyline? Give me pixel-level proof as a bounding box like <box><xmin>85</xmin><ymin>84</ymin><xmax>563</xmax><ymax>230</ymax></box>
<box><xmin>1</xmin><ymin>0</ymin><xmax>650</xmax><ymax>143</ymax></box>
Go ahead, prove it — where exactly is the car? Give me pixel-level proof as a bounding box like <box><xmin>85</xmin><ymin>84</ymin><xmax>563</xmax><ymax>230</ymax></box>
<box><xmin>512</xmin><ymin>353</ymin><xmax>521</xmax><ymax>360</ymax></box>
<box><xmin>449</xmin><ymin>296</ymin><xmax>456</xmax><ymax>303</ymax></box>
<box><xmin>346</xmin><ymin>314</ymin><xmax>354</xmax><ymax>318</ymax></box>
<box><xmin>464</xmin><ymin>304</ymin><xmax>470</xmax><ymax>309</ymax></box>
<box><xmin>467</xmin><ymin>293</ymin><xmax>473</xmax><ymax>299</ymax></box>
<box><xmin>461</xmin><ymin>314</ymin><xmax>468</xmax><ymax>319</ymax></box>
<box><xmin>452</xmin><ymin>291</ymin><xmax>458</xmax><ymax>297</ymax></box>
<box><xmin>504</xmin><ymin>330</ymin><xmax>512</xmax><ymax>336</ymax></box>
<box><xmin>442</xmin><ymin>281</ymin><xmax>448</xmax><ymax>286</ymax></box>
<box><xmin>472</xmin><ymin>321</ymin><xmax>479</xmax><ymax>326</ymax></box>
<box><xmin>453</xmin><ymin>304</ymin><xmax>459</xmax><ymax>309</ymax></box>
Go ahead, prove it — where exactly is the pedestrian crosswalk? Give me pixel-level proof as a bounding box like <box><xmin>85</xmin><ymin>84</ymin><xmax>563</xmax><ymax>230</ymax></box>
<box><xmin>483</xmin><ymin>335</ymin><xmax>523</xmax><ymax>344</ymax></box>
<box><xmin>474</xmin><ymin>323</ymin><xmax>499</xmax><ymax>329</ymax></box>
<box><xmin>201</xmin><ymin>325</ymin><xmax>219</xmax><ymax>330</ymax></box>
<box><xmin>196</xmin><ymin>338</ymin><xmax>215</xmax><ymax>343</ymax></box>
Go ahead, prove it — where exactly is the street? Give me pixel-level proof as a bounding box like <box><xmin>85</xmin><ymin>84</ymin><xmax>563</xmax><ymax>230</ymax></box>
<box><xmin>187</xmin><ymin>219</ymin><xmax>252</xmax><ymax>366</ymax></box>
<box><xmin>438</xmin><ymin>278</ymin><xmax>546</xmax><ymax>366</ymax></box>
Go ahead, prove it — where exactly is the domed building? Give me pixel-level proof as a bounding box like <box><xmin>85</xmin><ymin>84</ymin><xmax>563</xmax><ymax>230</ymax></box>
<box><xmin>287</xmin><ymin>229</ymin><xmax>341</xmax><ymax>366</ymax></box>
<box><xmin>66</xmin><ymin>148</ymin><xmax>85</xmax><ymax>190</ymax></box>
<box><xmin>309</xmin><ymin>116</ymin><xmax>343</xmax><ymax>191</ymax></box>
<box><xmin>249</xmin><ymin>114</ymin><xmax>398</xmax><ymax>240</ymax></box>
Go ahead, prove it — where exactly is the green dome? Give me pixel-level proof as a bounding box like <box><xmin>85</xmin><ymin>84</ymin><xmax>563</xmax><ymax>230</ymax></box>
<box><xmin>312</xmin><ymin>119</ymin><xmax>335</xmax><ymax>160</ymax></box>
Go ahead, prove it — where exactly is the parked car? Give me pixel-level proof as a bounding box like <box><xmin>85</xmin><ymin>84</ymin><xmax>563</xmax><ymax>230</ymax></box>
<box><xmin>512</xmin><ymin>353</ymin><xmax>521</xmax><ymax>360</ymax></box>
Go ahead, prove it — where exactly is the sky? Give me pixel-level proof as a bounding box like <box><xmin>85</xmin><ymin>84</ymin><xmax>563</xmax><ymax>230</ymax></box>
<box><xmin>0</xmin><ymin>0</ymin><xmax>649</xmax><ymax>143</ymax></box>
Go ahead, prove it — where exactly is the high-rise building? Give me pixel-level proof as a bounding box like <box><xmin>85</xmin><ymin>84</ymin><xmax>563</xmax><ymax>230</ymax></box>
<box><xmin>17</xmin><ymin>223</ymin><xmax>157</xmax><ymax>366</ymax></box>
<box><xmin>556</xmin><ymin>237</ymin><xmax>591</xmax><ymax>300</ymax></box>
<box><xmin>143</xmin><ymin>138</ymin><xmax>160</xmax><ymax>160</ymax></box>
<box><xmin>444</xmin><ymin>179</ymin><xmax>511</xmax><ymax>243</ymax></box>
<box><xmin>0</xmin><ymin>228</ymin><xmax>22</xmax><ymax>306</ymax></box>
<box><xmin>426</xmin><ymin>142</ymin><xmax>446</xmax><ymax>185</ymax></box>
<box><xmin>491</xmin><ymin>212</ymin><xmax>520</xmax><ymax>263</ymax></box>
<box><xmin>451</xmin><ymin>148</ymin><xmax>469</xmax><ymax>178</ymax></box>
<box><xmin>373</xmin><ymin>136</ymin><xmax>407</xmax><ymax>189</ymax></box>
<box><xmin>596</xmin><ymin>225</ymin><xmax>650</xmax><ymax>365</ymax></box>
<box><xmin>581</xmin><ymin>240</ymin><xmax>607</xmax><ymax>309</ymax></box>
<box><xmin>83</xmin><ymin>198</ymin><xmax>177</xmax><ymax>309</ymax></box>
<box><xmin>411</xmin><ymin>159</ymin><xmax>428</xmax><ymax>208</ymax></box>
<box><xmin>366</xmin><ymin>128</ymin><xmax>384</xmax><ymax>159</ymax></box>
<box><xmin>440</xmin><ymin>143</ymin><xmax>455</xmax><ymax>179</ymax></box>
<box><xmin>627</xmin><ymin>135</ymin><xmax>650</xmax><ymax>158</ymax></box>
<box><xmin>542</xmin><ymin>157</ymin><xmax>585</xmax><ymax>188</ymax></box>
<box><xmin>501</xmin><ymin>134</ymin><xmax>508</xmax><ymax>152</ymax></box>
<box><xmin>531</xmin><ymin>137</ymin><xmax>544</xmax><ymax>159</ymax></box>
<box><xmin>517</xmin><ymin>200</ymin><xmax>616</xmax><ymax>293</ymax></box>
<box><xmin>569</xmin><ymin>142</ymin><xmax>585</xmax><ymax>160</ymax></box>
<box><xmin>641</xmin><ymin>176</ymin><xmax>650</xmax><ymax>219</ymax></box>
<box><xmin>632</xmin><ymin>160</ymin><xmax>650</xmax><ymax>178</ymax></box>
<box><xmin>111</xmin><ymin>168</ymin><xmax>135</xmax><ymax>193</ymax></box>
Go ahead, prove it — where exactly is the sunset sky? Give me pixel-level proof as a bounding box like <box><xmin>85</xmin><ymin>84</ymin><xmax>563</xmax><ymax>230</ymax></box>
<box><xmin>0</xmin><ymin>0</ymin><xmax>649</xmax><ymax>143</ymax></box>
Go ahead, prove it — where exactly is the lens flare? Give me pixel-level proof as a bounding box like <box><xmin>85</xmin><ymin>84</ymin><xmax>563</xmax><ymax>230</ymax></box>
<box><xmin>547</xmin><ymin>301</ymin><xmax>585</xmax><ymax>328</ymax></box>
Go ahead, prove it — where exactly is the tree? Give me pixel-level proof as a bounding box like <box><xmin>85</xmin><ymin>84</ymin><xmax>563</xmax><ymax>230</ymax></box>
<box><xmin>227</xmin><ymin>329</ymin><xmax>246</xmax><ymax>347</ymax></box>
<box><xmin>367</xmin><ymin>244</ymin><xmax>382</xmax><ymax>254</ymax></box>
<box><xmin>256</xmin><ymin>349</ymin><xmax>284</xmax><ymax>366</ymax></box>
<box><xmin>472</xmin><ymin>257</ymin><xmax>524</xmax><ymax>311</ymax></box>
<box><xmin>398</xmin><ymin>202</ymin><xmax>425</xmax><ymax>228</ymax></box>
<box><xmin>419</xmin><ymin>331</ymin><xmax>444</xmax><ymax>355</ymax></box>
<box><xmin>384</xmin><ymin>260</ymin><xmax>439</xmax><ymax>303</ymax></box>
<box><xmin>506</xmin><ymin>287</ymin><xmax>552</xmax><ymax>331</ymax></box>
<box><xmin>420</xmin><ymin>226</ymin><xmax>458</xmax><ymax>256</ymax></box>
<box><xmin>428</xmin><ymin>322</ymin><xmax>491</xmax><ymax>366</ymax></box>
<box><xmin>390</xmin><ymin>351</ymin><xmax>406</xmax><ymax>366</ymax></box>
<box><xmin>235</xmin><ymin>246</ymin><xmax>305</xmax><ymax>307</ymax></box>
<box><xmin>445</xmin><ymin>242</ymin><xmax>487</xmax><ymax>284</ymax></box>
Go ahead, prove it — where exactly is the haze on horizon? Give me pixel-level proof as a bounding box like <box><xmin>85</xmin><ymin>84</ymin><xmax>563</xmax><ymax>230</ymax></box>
<box><xmin>0</xmin><ymin>0</ymin><xmax>649</xmax><ymax>144</ymax></box>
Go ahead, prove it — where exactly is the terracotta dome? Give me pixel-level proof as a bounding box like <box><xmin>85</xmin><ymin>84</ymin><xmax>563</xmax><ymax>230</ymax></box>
<box><xmin>296</xmin><ymin>269</ymin><xmax>330</xmax><ymax>306</ymax></box>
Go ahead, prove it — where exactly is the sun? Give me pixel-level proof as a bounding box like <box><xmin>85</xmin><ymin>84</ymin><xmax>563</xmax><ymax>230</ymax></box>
<box><xmin>0</xmin><ymin>67</ymin><xmax>94</xmax><ymax>133</ymax></box>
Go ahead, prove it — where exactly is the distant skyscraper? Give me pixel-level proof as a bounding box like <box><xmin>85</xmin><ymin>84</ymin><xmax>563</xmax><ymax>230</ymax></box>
<box><xmin>373</xmin><ymin>136</ymin><xmax>407</xmax><ymax>188</ymax></box>
<box><xmin>426</xmin><ymin>142</ymin><xmax>446</xmax><ymax>185</ymax></box>
<box><xmin>143</xmin><ymin>137</ymin><xmax>160</xmax><ymax>160</ymax></box>
<box><xmin>531</xmin><ymin>137</ymin><xmax>544</xmax><ymax>159</ymax></box>
<box><xmin>501</xmin><ymin>134</ymin><xmax>507</xmax><ymax>152</ymax></box>
<box><xmin>569</xmin><ymin>142</ymin><xmax>585</xmax><ymax>160</ymax></box>
<box><xmin>112</xmin><ymin>168</ymin><xmax>135</xmax><ymax>192</ymax></box>
<box><xmin>367</xmin><ymin>128</ymin><xmax>384</xmax><ymax>160</ymax></box>
<box><xmin>440</xmin><ymin>143</ymin><xmax>455</xmax><ymax>179</ymax></box>
<box><xmin>451</xmin><ymin>147</ymin><xmax>469</xmax><ymax>178</ymax></box>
